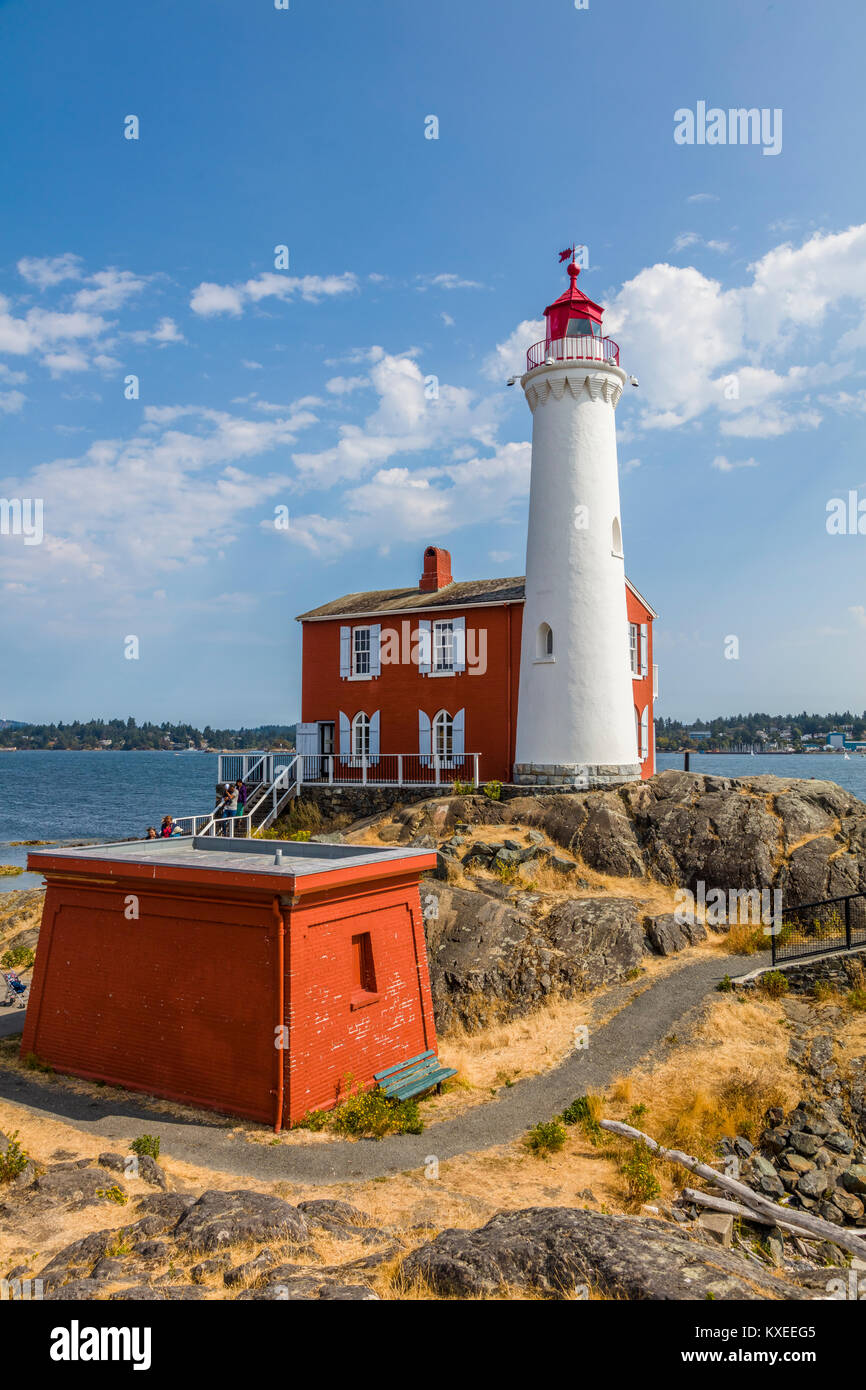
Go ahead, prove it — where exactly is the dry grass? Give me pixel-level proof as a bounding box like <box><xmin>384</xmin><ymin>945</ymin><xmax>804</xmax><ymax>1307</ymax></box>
<box><xmin>609</xmin><ymin>994</ymin><xmax>798</xmax><ymax>1162</ymax></box>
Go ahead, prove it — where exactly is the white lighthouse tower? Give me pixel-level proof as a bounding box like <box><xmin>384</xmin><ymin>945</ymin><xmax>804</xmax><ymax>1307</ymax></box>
<box><xmin>513</xmin><ymin>252</ymin><xmax>641</xmax><ymax>789</ymax></box>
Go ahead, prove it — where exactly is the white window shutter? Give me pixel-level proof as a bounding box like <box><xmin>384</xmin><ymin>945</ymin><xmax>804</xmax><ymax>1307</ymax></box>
<box><xmin>453</xmin><ymin>616</ymin><xmax>466</xmax><ymax>672</ymax></box>
<box><xmin>453</xmin><ymin>708</ymin><xmax>465</xmax><ymax>757</ymax></box>
<box><xmin>418</xmin><ymin>620</ymin><xmax>432</xmax><ymax>675</ymax></box>
<box><xmin>369</xmin><ymin>710</ymin><xmax>380</xmax><ymax>764</ymax></box>
<box><xmin>370</xmin><ymin>623</ymin><xmax>381</xmax><ymax>677</ymax></box>
<box><xmin>418</xmin><ymin>709</ymin><xmax>432</xmax><ymax>764</ymax></box>
<box><xmin>640</xmin><ymin>624</ymin><xmax>648</xmax><ymax>678</ymax></box>
<box><xmin>635</xmin><ymin>707</ymin><xmax>641</xmax><ymax>759</ymax></box>
<box><xmin>340</xmin><ymin>626</ymin><xmax>351</xmax><ymax>678</ymax></box>
<box><xmin>296</xmin><ymin>723</ymin><xmax>318</xmax><ymax>757</ymax></box>
<box><xmin>641</xmin><ymin>706</ymin><xmax>649</xmax><ymax>761</ymax></box>
<box><xmin>339</xmin><ymin>710</ymin><xmax>350</xmax><ymax>760</ymax></box>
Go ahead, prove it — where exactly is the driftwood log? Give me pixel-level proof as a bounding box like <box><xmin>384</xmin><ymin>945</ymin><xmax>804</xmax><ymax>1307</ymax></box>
<box><xmin>600</xmin><ymin>1118</ymin><xmax>866</xmax><ymax>1261</ymax></box>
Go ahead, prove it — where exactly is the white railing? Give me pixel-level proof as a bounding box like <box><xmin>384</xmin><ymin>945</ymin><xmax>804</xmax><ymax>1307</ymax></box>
<box><xmin>293</xmin><ymin>752</ymin><xmax>481</xmax><ymax>788</ymax></box>
<box><xmin>217</xmin><ymin>750</ymin><xmax>295</xmax><ymax>786</ymax></box>
<box><xmin>526</xmin><ymin>334</ymin><xmax>620</xmax><ymax>370</ymax></box>
<box><xmin>148</xmin><ymin>811</ymin><xmax>254</xmax><ymax>839</ymax></box>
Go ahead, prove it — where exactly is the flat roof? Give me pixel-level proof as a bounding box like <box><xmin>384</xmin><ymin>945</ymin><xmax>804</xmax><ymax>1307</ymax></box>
<box><xmin>27</xmin><ymin>836</ymin><xmax>434</xmax><ymax>883</ymax></box>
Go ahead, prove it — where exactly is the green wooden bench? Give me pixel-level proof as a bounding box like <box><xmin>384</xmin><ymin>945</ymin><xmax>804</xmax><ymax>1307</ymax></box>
<box><xmin>375</xmin><ymin>1050</ymin><xmax>457</xmax><ymax>1101</ymax></box>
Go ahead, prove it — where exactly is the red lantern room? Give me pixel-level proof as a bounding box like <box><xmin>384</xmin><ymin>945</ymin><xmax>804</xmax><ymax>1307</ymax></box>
<box><xmin>544</xmin><ymin>259</ymin><xmax>605</xmax><ymax>344</ymax></box>
<box><xmin>525</xmin><ymin>248</ymin><xmax>620</xmax><ymax>372</ymax></box>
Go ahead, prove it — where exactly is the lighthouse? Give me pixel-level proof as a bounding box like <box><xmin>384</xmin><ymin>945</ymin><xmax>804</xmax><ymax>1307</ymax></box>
<box><xmin>513</xmin><ymin>252</ymin><xmax>642</xmax><ymax>789</ymax></box>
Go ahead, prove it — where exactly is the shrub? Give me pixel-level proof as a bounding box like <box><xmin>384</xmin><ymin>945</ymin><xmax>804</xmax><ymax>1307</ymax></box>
<box><xmin>846</xmin><ymin>988</ymin><xmax>866</xmax><ymax>1013</ymax></box>
<box><xmin>494</xmin><ymin>859</ymin><xmax>520</xmax><ymax>885</ymax></box>
<box><xmin>482</xmin><ymin>781</ymin><xmax>502</xmax><ymax>801</ymax></box>
<box><xmin>757</xmin><ymin>970</ymin><xmax>789</xmax><ymax>1000</ymax></box>
<box><xmin>450</xmin><ymin>779</ymin><xmax>473</xmax><ymax>795</ymax></box>
<box><xmin>726</xmin><ymin>923</ymin><xmax>767</xmax><ymax>955</ymax></box>
<box><xmin>0</xmin><ymin>1131</ymin><xmax>29</xmax><ymax>1184</ymax></box>
<box><xmin>618</xmin><ymin>1143</ymin><xmax>661</xmax><ymax>1203</ymax></box>
<box><xmin>22</xmin><ymin>1052</ymin><xmax>53</xmax><ymax>1073</ymax></box>
<box><xmin>716</xmin><ymin>973</ymin><xmax>734</xmax><ymax>993</ymax></box>
<box><xmin>279</xmin><ymin>800</ymin><xmax>324</xmax><ymax>836</ymax></box>
<box><xmin>130</xmin><ymin>1134</ymin><xmax>161</xmax><ymax>1161</ymax></box>
<box><xmin>96</xmin><ymin>1184</ymin><xmax>128</xmax><ymax>1205</ymax></box>
<box><xmin>524</xmin><ymin>1119</ymin><xmax>567</xmax><ymax>1158</ymax></box>
<box><xmin>288</xmin><ymin>830</ymin><xmax>311</xmax><ymax>842</ymax></box>
<box><xmin>331</xmin><ymin>1082</ymin><xmax>423</xmax><ymax>1139</ymax></box>
<box><xmin>560</xmin><ymin>1093</ymin><xmax>604</xmax><ymax>1142</ymax></box>
<box><xmin>627</xmin><ymin>1102</ymin><xmax>649</xmax><ymax>1126</ymax></box>
<box><xmin>1</xmin><ymin>945</ymin><xmax>34</xmax><ymax>970</ymax></box>
<box><xmin>812</xmin><ymin>979</ymin><xmax>834</xmax><ymax>1002</ymax></box>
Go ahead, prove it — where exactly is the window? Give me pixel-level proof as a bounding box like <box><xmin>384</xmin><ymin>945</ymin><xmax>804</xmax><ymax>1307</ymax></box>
<box><xmin>628</xmin><ymin>623</ymin><xmax>640</xmax><ymax>676</ymax></box>
<box><xmin>433</xmin><ymin>620</ymin><xmax>454</xmax><ymax>672</ymax></box>
<box><xmin>635</xmin><ymin>707</ymin><xmax>642</xmax><ymax>760</ymax></box>
<box><xmin>433</xmin><ymin>709</ymin><xmax>453</xmax><ymax>758</ymax></box>
<box><xmin>566</xmin><ymin>317</ymin><xmax>598</xmax><ymax>337</ymax></box>
<box><xmin>351</xmin><ymin>932</ymin><xmax>377</xmax><ymax>1006</ymax></box>
<box><xmin>351</xmin><ymin>711</ymin><xmax>370</xmax><ymax>757</ymax></box>
<box><xmin>352</xmin><ymin>626</ymin><xmax>371</xmax><ymax>676</ymax></box>
<box><xmin>537</xmin><ymin>622</ymin><xmax>554</xmax><ymax>660</ymax></box>
<box><xmin>612</xmin><ymin>517</ymin><xmax>623</xmax><ymax>557</ymax></box>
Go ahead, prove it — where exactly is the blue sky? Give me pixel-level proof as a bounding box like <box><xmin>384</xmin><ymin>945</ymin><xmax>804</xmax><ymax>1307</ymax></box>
<box><xmin>1</xmin><ymin>0</ymin><xmax>866</xmax><ymax>726</ymax></box>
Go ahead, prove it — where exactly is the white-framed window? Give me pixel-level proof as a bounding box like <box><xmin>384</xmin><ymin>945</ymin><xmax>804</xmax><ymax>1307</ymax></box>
<box><xmin>612</xmin><ymin>516</ymin><xmax>623</xmax><ymax>557</ymax></box>
<box><xmin>537</xmin><ymin>622</ymin><xmax>554</xmax><ymax>660</ymax></box>
<box><xmin>351</xmin><ymin>711</ymin><xmax>370</xmax><ymax>757</ymax></box>
<box><xmin>433</xmin><ymin>709</ymin><xmax>453</xmax><ymax>758</ymax></box>
<box><xmin>352</xmin><ymin>626</ymin><xmax>371</xmax><ymax>677</ymax></box>
<box><xmin>628</xmin><ymin>622</ymin><xmax>640</xmax><ymax>676</ymax></box>
<box><xmin>433</xmin><ymin>620</ymin><xmax>454</xmax><ymax>672</ymax></box>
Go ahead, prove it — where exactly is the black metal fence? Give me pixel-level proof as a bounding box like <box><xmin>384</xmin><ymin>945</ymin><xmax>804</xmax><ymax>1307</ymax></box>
<box><xmin>770</xmin><ymin>892</ymin><xmax>866</xmax><ymax>965</ymax></box>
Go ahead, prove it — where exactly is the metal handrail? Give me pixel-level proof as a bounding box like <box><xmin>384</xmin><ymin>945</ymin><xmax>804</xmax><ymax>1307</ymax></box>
<box><xmin>526</xmin><ymin>335</ymin><xmax>620</xmax><ymax>371</ymax></box>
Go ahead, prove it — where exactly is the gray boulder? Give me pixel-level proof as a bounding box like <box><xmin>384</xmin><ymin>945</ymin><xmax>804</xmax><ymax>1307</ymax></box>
<box><xmin>173</xmin><ymin>1190</ymin><xmax>309</xmax><ymax>1253</ymax></box>
<box><xmin>399</xmin><ymin>1207</ymin><xmax>818</xmax><ymax>1301</ymax></box>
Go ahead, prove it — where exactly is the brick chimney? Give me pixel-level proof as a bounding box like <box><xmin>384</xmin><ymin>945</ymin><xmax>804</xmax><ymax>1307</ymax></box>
<box><xmin>419</xmin><ymin>546</ymin><xmax>452</xmax><ymax>592</ymax></box>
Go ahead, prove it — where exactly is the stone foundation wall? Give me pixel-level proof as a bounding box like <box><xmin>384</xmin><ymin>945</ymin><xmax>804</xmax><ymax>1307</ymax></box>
<box><xmin>744</xmin><ymin>947</ymin><xmax>866</xmax><ymax>994</ymax></box>
<box><xmin>512</xmin><ymin>762</ymin><xmax>642</xmax><ymax>789</ymax></box>
<box><xmin>291</xmin><ymin>784</ymin><xmax>443</xmax><ymax>823</ymax></box>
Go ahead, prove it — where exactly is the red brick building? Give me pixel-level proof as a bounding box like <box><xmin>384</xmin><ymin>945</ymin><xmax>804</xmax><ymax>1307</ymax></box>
<box><xmin>21</xmin><ymin>837</ymin><xmax>438</xmax><ymax>1129</ymax></box>
<box><xmin>296</xmin><ymin>546</ymin><xmax>657</xmax><ymax>785</ymax></box>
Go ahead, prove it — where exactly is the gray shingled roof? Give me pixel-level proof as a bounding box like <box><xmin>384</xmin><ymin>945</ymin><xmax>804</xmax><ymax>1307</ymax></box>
<box><xmin>296</xmin><ymin>577</ymin><xmax>527</xmax><ymax>620</ymax></box>
<box><xmin>296</xmin><ymin>574</ymin><xmax>656</xmax><ymax>620</ymax></box>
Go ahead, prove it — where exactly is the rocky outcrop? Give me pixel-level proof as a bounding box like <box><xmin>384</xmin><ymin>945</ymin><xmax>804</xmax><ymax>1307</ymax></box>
<box><xmin>419</xmin><ymin>773</ymin><xmax>866</xmax><ymax>905</ymax></box>
<box><xmin>399</xmin><ymin>1206</ymin><xmax>824</xmax><ymax>1300</ymax></box>
<box><xmin>423</xmin><ymin>883</ymin><xmax>646</xmax><ymax>1031</ymax></box>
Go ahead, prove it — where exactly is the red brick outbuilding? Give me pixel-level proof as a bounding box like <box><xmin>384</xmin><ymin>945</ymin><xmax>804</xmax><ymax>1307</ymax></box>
<box><xmin>22</xmin><ymin>837</ymin><xmax>438</xmax><ymax>1130</ymax></box>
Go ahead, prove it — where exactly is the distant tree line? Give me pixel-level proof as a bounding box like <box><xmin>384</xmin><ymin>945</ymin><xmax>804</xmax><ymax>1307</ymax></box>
<box><xmin>0</xmin><ymin>717</ymin><xmax>297</xmax><ymax>751</ymax></box>
<box><xmin>655</xmin><ymin>711</ymin><xmax>866</xmax><ymax>752</ymax></box>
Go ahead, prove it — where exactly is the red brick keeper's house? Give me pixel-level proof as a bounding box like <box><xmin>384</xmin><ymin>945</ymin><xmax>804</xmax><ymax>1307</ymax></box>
<box><xmin>296</xmin><ymin>546</ymin><xmax>657</xmax><ymax>786</ymax></box>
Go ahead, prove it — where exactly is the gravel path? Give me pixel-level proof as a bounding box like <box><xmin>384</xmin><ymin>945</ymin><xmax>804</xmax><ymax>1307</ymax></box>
<box><xmin>0</xmin><ymin>949</ymin><xmax>765</xmax><ymax>1185</ymax></box>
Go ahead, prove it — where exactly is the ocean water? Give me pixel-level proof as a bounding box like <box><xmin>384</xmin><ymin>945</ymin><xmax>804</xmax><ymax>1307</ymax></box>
<box><xmin>0</xmin><ymin>748</ymin><xmax>863</xmax><ymax>896</ymax></box>
<box><xmin>656</xmin><ymin>750</ymin><xmax>866</xmax><ymax>798</ymax></box>
<box><xmin>0</xmin><ymin>750</ymin><xmax>221</xmax><ymax>892</ymax></box>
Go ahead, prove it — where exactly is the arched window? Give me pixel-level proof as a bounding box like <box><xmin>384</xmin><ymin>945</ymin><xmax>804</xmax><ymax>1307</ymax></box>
<box><xmin>612</xmin><ymin>516</ymin><xmax>623</xmax><ymax>557</ymax></box>
<box><xmin>433</xmin><ymin>710</ymin><xmax>453</xmax><ymax>758</ymax></box>
<box><xmin>351</xmin><ymin>711</ymin><xmax>370</xmax><ymax>758</ymax></box>
<box><xmin>537</xmin><ymin>622</ymin><xmax>554</xmax><ymax>659</ymax></box>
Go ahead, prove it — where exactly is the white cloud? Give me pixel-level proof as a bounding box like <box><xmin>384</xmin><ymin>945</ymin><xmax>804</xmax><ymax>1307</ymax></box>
<box><xmin>190</xmin><ymin>271</ymin><xmax>358</xmax><ymax>317</ymax></box>
<box><xmin>417</xmin><ymin>273</ymin><xmax>485</xmax><ymax>292</ymax></box>
<box><xmin>325</xmin><ymin>375</ymin><xmax>369</xmax><ymax>396</ymax></box>
<box><xmin>128</xmin><ymin>317</ymin><xmax>185</xmax><ymax>347</ymax></box>
<box><xmin>0</xmin><ymin>389</ymin><xmax>25</xmax><ymax>413</ymax></box>
<box><xmin>481</xmin><ymin>317</ymin><xmax>545</xmax><ymax>383</ymax></box>
<box><xmin>72</xmin><ymin>269</ymin><xmax>150</xmax><ymax>312</ymax></box>
<box><xmin>17</xmin><ymin>253</ymin><xmax>83</xmax><ymax>288</ymax></box>
<box><xmin>294</xmin><ymin>352</ymin><xmax>500</xmax><ymax>484</ymax></box>
<box><xmin>711</xmin><ymin>454</ymin><xmax>759</xmax><ymax>472</ymax></box>
<box><xmin>686</xmin><ymin>193</ymin><xmax>719</xmax><ymax>204</ymax></box>
<box><xmin>671</xmin><ymin>232</ymin><xmax>731</xmax><ymax>253</ymax></box>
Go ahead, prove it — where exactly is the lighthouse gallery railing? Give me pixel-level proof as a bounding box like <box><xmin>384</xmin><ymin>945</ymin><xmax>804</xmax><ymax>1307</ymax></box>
<box><xmin>526</xmin><ymin>335</ymin><xmax>620</xmax><ymax>371</ymax></box>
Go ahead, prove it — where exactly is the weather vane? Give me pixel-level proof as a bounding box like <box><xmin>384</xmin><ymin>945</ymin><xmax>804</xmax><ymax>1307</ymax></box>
<box><xmin>559</xmin><ymin>243</ymin><xmax>586</xmax><ymax>271</ymax></box>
